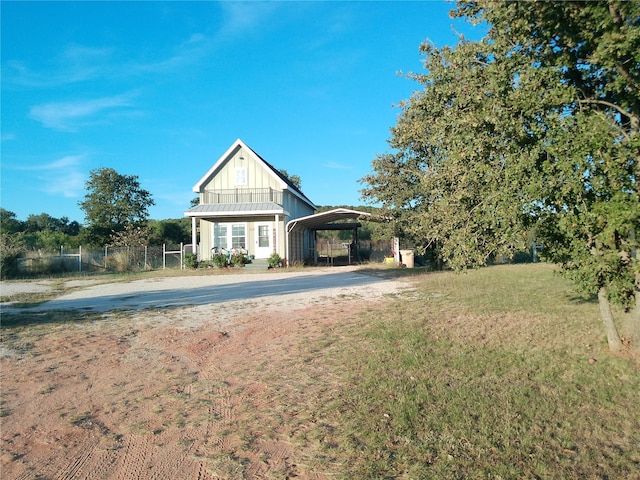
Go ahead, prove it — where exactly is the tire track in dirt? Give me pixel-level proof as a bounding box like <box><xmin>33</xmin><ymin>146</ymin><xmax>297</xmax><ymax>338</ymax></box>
<box><xmin>211</xmin><ymin>383</ymin><xmax>235</xmax><ymax>423</ymax></box>
<box><xmin>109</xmin><ymin>433</ymin><xmax>151</xmax><ymax>479</ymax></box>
<box><xmin>73</xmin><ymin>448</ymin><xmax>121</xmax><ymax>480</ymax></box>
<box><xmin>53</xmin><ymin>440</ymin><xmax>101</xmax><ymax>479</ymax></box>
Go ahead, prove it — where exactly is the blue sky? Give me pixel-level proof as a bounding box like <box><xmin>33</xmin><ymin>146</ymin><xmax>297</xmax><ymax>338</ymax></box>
<box><xmin>2</xmin><ymin>1</ymin><xmax>483</xmax><ymax>223</ymax></box>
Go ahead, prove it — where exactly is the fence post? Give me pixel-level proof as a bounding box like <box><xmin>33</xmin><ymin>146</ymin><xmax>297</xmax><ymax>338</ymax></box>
<box><xmin>144</xmin><ymin>245</ymin><xmax>148</xmax><ymax>270</ymax></box>
<box><xmin>79</xmin><ymin>245</ymin><xmax>82</xmax><ymax>273</ymax></box>
<box><xmin>163</xmin><ymin>243</ymin><xmax>166</xmax><ymax>270</ymax></box>
<box><xmin>180</xmin><ymin>242</ymin><xmax>184</xmax><ymax>269</ymax></box>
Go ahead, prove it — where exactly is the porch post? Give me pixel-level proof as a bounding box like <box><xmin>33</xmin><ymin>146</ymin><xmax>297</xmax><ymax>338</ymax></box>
<box><xmin>275</xmin><ymin>214</ymin><xmax>280</xmax><ymax>256</ymax></box>
<box><xmin>191</xmin><ymin>216</ymin><xmax>198</xmax><ymax>259</ymax></box>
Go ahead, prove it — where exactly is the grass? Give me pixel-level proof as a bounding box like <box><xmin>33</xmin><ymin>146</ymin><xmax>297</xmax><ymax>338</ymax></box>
<box><xmin>314</xmin><ymin>264</ymin><xmax>640</xmax><ymax>479</ymax></box>
<box><xmin>2</xmin><ymin>263</ymin><xmax>638</xmax><ymax>478</ymax></box>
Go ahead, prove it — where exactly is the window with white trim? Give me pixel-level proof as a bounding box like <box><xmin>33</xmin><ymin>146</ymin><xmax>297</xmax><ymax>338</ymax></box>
<box><xmin>213</xmin><ymin>224</ymin><xmax>228</xmax><ymax>249</ymax></box>
<box><xmin>235</xmin><ymin>167</ymin><xmax>247</xmax><ymax>185</ymax></box>
<box><xmin>213</xmin><ymin>223</ymin><xmax>246</xmax><ymax>250</ymax></box>
<box><xmin>231</xmin><ymin>224</ymin><xmax>246</xmax><ymax>249</ymax></box>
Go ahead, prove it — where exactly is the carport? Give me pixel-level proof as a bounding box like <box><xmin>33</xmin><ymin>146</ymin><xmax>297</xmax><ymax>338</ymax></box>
<box><xmin>286</xmin><ymin>208</ymin><xmax>372</xmax><ymax>265</ymax></box>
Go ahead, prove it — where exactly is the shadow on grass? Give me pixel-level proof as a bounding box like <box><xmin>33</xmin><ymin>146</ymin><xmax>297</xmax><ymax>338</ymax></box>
<box><xmin>356</xmin><ymin>265</ymin><xmax>434</xmax><ymax>279</ymax></box>
<box><xmin>568</xmin><ymin>294</ymin><xmax>598</xmax><ymax>305</ymax></box>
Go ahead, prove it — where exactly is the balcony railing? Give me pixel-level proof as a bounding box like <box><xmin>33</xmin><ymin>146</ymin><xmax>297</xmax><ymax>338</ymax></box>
<box><xmin>202</xmin><ymin>188</ymin><xmax>283</xmax><ymax>205</ymax></box>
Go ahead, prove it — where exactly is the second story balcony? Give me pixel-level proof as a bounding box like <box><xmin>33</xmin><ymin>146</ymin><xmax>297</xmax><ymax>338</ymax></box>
<box><xmin>202</xmin><ymin>187</ymin><xmax>283</xmax><ymax>205</ymax></box>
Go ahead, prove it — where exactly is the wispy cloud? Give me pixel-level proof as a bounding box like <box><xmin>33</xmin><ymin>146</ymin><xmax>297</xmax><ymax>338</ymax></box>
<box><xmin>44</xmin><ymin>155</ymin><xmax>85</xmax><ymax>170</ymax></box>
<box><xmin>9</xmin><ymin>154</ymin><xmax>88</xmax><ymax>198</ymax></box>
<box><xmin>39</xmin><ymin>155</ymin><xmax>87</xmax><ymax>198</ymax></box>
<box><xmin>30</xmin><ymin>93</ymin><xmax>135</xmax><ymax>131</ymax></box>
<box><xmin>4</xmin><ymin>45</ymin><xmax>113</xmax><ymax>88</ymax></box>
<box><xmin>133</xmin><ymin>5</ymin><xmax>281</xmax><ymax>74</ymax></box>
<box><xmin>216</xmin><ymin>2</ymin><xmax>280</xmax><ymax>41</ymax></box>
<box><xmin>43</xmin><ymin>170</ymin><xmax>87</xmax><ymax>198</ymax></box>
<box><xmin>11</xmin><ymin>154</ymin><xmax>86</xmax><ymax>171</ymax></box>
<box><xmin>4</xmin><ymin>4</ymin><xmax>281</xmax><ymax>89</ymax></box>
<box><xmin>323</xmin><ymin>161</ymin><xmax>353</xmax><ymax>170</ymax></box>
<box><xmin>1</xmin><ymin>132</ymin><xmax>16</xmax><ymax>142</ymax></box>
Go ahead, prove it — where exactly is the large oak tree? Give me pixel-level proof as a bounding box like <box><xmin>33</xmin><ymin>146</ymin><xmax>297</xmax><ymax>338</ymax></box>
<box><xmin>361</xmin><ymin>1</ymin><xmax>639</xmax><ymax>351</ymax></box>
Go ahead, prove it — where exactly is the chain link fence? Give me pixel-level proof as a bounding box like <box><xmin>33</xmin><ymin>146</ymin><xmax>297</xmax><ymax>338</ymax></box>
<box><xmin>13</xmin><ymin>244</ymin><xmax>196</xmax><ymax>277</ymax></box>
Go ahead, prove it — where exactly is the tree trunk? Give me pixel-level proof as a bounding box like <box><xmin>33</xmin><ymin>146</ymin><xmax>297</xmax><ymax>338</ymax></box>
<box><xmin>632</xmin><ymin>272</ymin><xmax>640</xmax><ymax>352</ymax></box>
<box><xmin>598</xmin><ymin>287</ymin><xmax>624</xmax><ymax>352</ymax></box>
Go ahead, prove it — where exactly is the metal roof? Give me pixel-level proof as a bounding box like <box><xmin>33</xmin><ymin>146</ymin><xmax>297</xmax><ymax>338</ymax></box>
<box><xmin>286</xmin><ymin>208</ymin><xmax>372</xmax><ymax>233</ymax></box>
<box><xmin>185</xmin><ymin>202</ymin><xmax>286</xmax><ymax>217</ymax></box>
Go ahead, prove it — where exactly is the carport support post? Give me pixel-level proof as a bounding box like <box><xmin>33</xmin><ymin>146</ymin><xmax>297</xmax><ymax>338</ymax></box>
<box><xmin>285</xmin><ymin>227</ymin><xmax>289</xmax><ymax>267</ymax></box>
<box><xmin>394</xmin><ymin>237</ymin><xmax>400</xmax><ymax>264</ymax></box>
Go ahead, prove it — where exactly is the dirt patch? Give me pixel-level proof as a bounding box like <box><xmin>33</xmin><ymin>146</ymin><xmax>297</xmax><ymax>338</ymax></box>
<box><xmin>1</xmin><ymin>272</ymin><xmax>410</xmax><ymax>479</ymax></box>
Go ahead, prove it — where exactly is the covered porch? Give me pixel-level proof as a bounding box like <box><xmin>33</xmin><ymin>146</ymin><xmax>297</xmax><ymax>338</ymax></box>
<box><xmin>185</xmin><ymin>203</ymin><xmax>288</xmax><ymax>261</ymax></box>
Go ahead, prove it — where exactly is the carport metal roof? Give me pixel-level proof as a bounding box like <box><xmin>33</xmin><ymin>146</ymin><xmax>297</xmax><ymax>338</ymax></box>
<box><xmin>286</xmin><ymin>208</ymin><xmax>373</xmax><ymax>264</ymax></box>
<box><xmin>286</xmin><ymin>208</ymin><xmax>371</xmax><ymax>234</ymax></box>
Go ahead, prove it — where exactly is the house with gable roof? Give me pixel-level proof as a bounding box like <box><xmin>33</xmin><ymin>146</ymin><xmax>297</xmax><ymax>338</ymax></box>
<box><xmin>184</xmin><ymin>139</ymin><xmax>316</xmax><ymax>262</ymax></box>
<box><xmin>185</xmin><ymin>138</ymin><xmax>372</xmax><ymax>265</ymax></box>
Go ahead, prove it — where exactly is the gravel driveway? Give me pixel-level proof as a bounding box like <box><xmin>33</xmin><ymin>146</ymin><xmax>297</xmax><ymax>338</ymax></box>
<box><xmin>1</xmin><ymin>266</ymin><xmax>408</xmax><ymax>314</ymax></box>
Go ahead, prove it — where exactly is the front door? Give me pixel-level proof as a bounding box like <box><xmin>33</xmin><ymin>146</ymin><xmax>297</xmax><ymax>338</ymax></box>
<box><xmin>254</xmin><ymin>222</ymin><xmax>272</xmax><ymax>259</ymax></box>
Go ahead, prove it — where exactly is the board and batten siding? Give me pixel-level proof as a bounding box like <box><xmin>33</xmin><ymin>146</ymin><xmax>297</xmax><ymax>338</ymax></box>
<box><xmin>283</xmin><ymin>192</ymin><xmax>314</xmax><ymax>219</ymax></box>
<box><xmin>202</xmin><ymin>149</ymin><xmax>281</xmax><ymax>192</ymax></box>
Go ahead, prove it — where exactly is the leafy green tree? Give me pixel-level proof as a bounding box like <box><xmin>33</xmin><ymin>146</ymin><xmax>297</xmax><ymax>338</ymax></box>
<box><xmin>279</xmin><ymin>169</ymin><xmax>302</xmax><ymax>190</ymax></box>
<box><xmin>78</xmin><ymin>167</ymin><xmax>155</xmax><ymax>246</ymax></box>
<box><xmin>21</xmin><ymin>230</ymin><xmax>81</xmax><ymax>251</ymax></box>
<box><xmin>361</xmin><ymin>1</ymin><xmax>639</xmax><ymax>351</ymax></box>
<box><xmin>147</xmin><ymin>219</ymin><xmax>191</xmax><ymax>246</ymax></box>
<box><xmin>0</xmin><ymin>209</ymin><xmax>24</xmax><ymax>235</ymax></box>
<box><xmin>24</xmin><ymin>213</ymin><xmax>81</xmax><ymax>236</ymax></box>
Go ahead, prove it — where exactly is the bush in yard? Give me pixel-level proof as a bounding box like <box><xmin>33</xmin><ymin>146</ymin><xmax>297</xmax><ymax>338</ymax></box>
<box><xmin>183</xmin><ymin>253</ymin><xmax>198</xmax><ymax>269</ymax></box>
<box><xmin>212</xmin><ymin>253</ymin><xmax>228</xmax><ymax>268</ymax></box>
<box><xmin>230</xmin><ymin>253</ymin><xmax>247</xmax><ymax>267</ymax></box>
<box><xmin>267</xmin><ymin>253</ymin><xmax>283</xmax><ymax>269</ymax></box>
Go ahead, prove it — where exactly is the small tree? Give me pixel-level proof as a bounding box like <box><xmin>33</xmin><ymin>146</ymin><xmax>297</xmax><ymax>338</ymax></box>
<box><xmin>79</xmin><ymin>167</ymin><xmax>155</xmax><ymax>246</ymax></box>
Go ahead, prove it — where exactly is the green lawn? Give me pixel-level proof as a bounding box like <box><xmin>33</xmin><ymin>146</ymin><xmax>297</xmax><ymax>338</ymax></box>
<box><xmin>313</xmin><ymin>264</ymin><xmax>640</xmax><ymax>479</ymax></box>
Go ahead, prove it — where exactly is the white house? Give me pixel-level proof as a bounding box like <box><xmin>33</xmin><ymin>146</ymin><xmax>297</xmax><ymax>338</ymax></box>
<box><xmin>184</xmin><ymin>138</ymin><xmax>316</xmax><ymax>262</ymax></box>
<box><xmin>185</xmin><ymin>138</ymin><xmax>371</xmax><ymax>265</ymax></box>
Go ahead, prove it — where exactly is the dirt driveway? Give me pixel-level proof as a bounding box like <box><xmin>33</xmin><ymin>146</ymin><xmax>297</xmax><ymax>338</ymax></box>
<box><xmin>1</xmin><ymin>267</ymin><xmax>411</xmax><ymax>479</ymax></box>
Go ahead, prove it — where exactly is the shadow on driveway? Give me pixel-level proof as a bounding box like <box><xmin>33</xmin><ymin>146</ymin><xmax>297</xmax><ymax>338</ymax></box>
<box><xmin>5</xmin><ymin>270</ymin><xmax>391</xmax><ymax>319</ymax></box>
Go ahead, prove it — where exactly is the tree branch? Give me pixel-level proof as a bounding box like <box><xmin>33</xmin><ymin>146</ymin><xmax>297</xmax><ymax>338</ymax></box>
<box><xmin>577</xmin><ymin>98</ymin><xmax>639</xmax><ymax>134</ymax></box>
